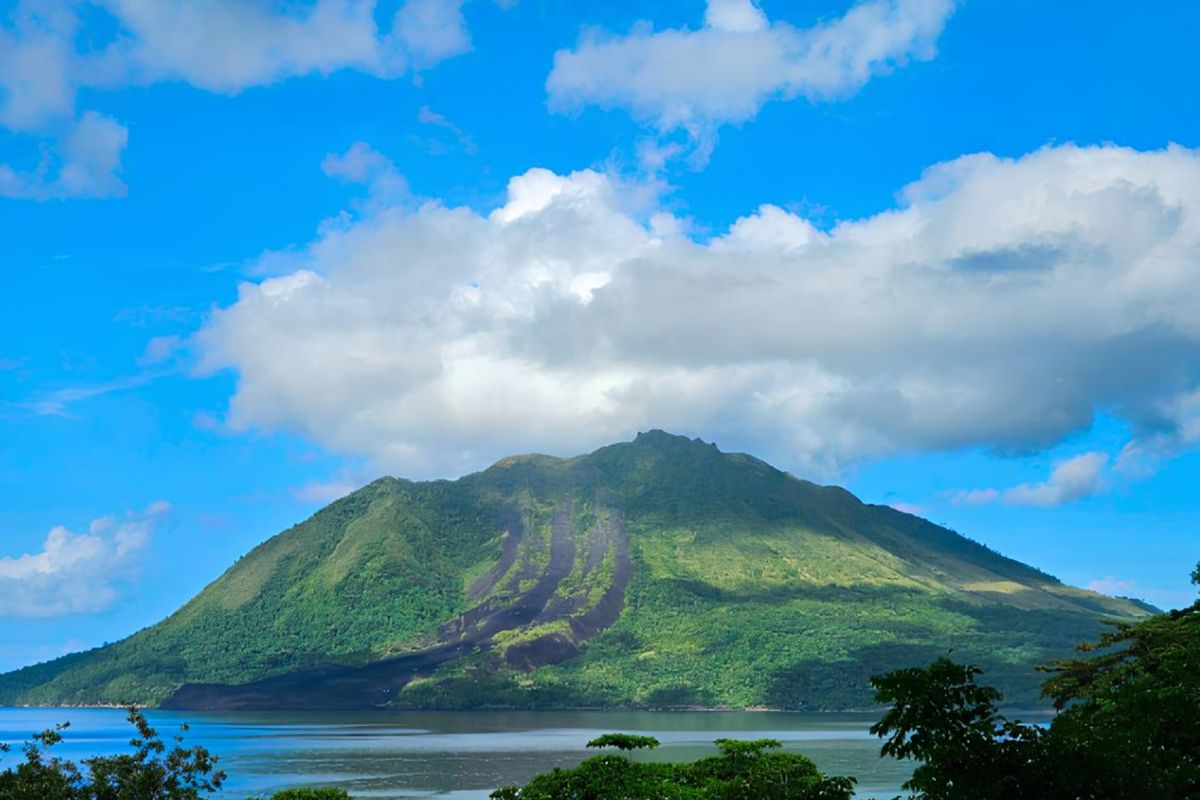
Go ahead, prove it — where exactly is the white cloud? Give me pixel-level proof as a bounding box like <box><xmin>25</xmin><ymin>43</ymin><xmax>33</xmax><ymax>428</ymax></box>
<box><xmin>547</xmin><ymin>0</ymin><xmax>955</xmax><ymax>159</ymax></box>
<box><xmin>0</xmin><ymin>112</ymin><xmax>129</xmax><ymax>199</ymax></box>
<box><xmin>1003</xmin><ymin>452</ymin><xmax>1109</xmax><ymax>506</ymax></box>
<box><xmin>391</xmin><ymin>0</ymin><xmax>471</xmax><ymax>69</ymax></box>
<box><xmin>1086</xmin><ymin>576</ymin><xmax>1193</xmax><ymax>610</ymax></box>
<box><xmin>56</xmin><ymin>111</ymin><xmax>129</xmax><ymax>197</ymax></box>
<box><xmin>956</xmin><ymin>452</ymin><xmax>1110</xmax><ymax>507</ymax></box>
<box><xmin>138</xmin><ymin>334</ymin><xmax>184</xmax><ymax>366</ymax></box>
<box><xmin>0</xmin><ymin>502</ymin><xmax>170</xmax><ymax>618</ymax></box>
<box><xmin>106</xmin><ymin>0</ymin><xmax>387</xmax><ymax>92</ymax></box>
<box><xmin>952</xmin><ymin>488</ymin><xmax>1000</xmax><ymax>505</ymax></box>
<box><xmin>0</xmin><ymin>1</ymin><xmax>80</xmax><ymax>132</ymax></box>
<box><xmin>415</xmin><ymin>105</ymin><xmax>478</xmax><ymax>154</ymax></box>
<box><xmin>705</xmin><ymin>0</ymin><xmax>769</xmax><ymax>34</ymax></box>
<box><xmin>292</xmin><ymin>470</ymin><xmax>370</xmax><ymax>504</ymax></box>
<box><xmin>1115</xmin><ymin>387</ymin><xmax>1200</xmax><ymax>476</ymax></box>
<box><xmin>1086</xmin><ymin>576</ymin><xmax>1136</xmax><ymax>596</ymax></box>
<box><xmin>321</xmin><ymin>141</ymin><xmax>412</xmax><ymax>211</ymax></box>
<box><xmin>22</xmin><ymin>373</ymin><xmax>154</xmax><ymax>417</ymax></box>
<box><xmin>0</xmin><ymin>0</ymin><xmax>492</xmax><ymax>199</ymax></box>
<box><xmin>196</xmin><ymin>142</ymin><xmax>1200</xmax><ymax>479</ymax></box>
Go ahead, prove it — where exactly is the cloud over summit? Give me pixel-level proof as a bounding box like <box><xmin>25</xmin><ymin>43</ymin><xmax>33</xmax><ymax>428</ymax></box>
<box><xmin>198</xmin><ymin>143</ymin><xmax>1200</xmax><ymax>479</ymax></box>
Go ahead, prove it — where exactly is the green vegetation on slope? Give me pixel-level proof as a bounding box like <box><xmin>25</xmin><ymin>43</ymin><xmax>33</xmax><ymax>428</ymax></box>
<box><xmin>0</xmin><ymin>479</ymin><xmax>514</xmax><ymax>705</ymax></box>
<box><xmin>0</xmin><ymin>431</ymin><xmax>1153</xmax><ymax>709</ymax></box>
<box><xmin>6</xmin><ymin>578</ymin><xmax>1194</xmax><ymax>799</ymax></box>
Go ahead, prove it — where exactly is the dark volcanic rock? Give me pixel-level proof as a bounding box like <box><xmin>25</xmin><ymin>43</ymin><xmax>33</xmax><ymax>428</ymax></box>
<box><xmin>163</xmin><ymin>500</ymin><xmax>631</xmax><ymax>710</ymax></box>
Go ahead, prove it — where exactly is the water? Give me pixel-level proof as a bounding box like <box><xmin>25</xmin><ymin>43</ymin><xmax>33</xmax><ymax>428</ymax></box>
<box><xmin>0</xmin><ymin>708</ymin><xmax>913</xmax><ymax>799</ymax></box>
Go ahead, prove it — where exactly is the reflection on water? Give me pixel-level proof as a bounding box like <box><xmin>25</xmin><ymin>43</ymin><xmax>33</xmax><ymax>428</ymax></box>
<box><xmin>0</xmin><ymin>708</ymin><xmax>914</xmax><ymax>799</ymax></box>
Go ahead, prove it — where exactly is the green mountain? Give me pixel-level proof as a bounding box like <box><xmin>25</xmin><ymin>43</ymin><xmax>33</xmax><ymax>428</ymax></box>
<box><xmin>0</xmin><ymin>431</ymin><xmax>1152</xmax><ymax>710</ymax></box>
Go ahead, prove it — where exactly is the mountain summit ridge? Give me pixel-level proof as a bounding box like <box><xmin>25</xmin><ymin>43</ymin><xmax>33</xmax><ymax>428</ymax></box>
<box><xmin>0</xmin><ymin>431</ymin><xmax>1150</xmax><ymax>709</ymax></box>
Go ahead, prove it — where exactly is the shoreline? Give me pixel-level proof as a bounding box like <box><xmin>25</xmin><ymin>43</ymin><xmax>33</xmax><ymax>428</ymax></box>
<box><xmin>0</xmin><ymin>702</ymin><xmax>1055</xmax><ymax>715</ymax></box>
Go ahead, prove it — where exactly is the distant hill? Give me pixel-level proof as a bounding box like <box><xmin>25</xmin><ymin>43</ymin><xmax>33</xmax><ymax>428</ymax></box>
<box><xmin>0</xmin><ymin>431</ymin><xmax>1152</xmax><ymax>710</ymax></box>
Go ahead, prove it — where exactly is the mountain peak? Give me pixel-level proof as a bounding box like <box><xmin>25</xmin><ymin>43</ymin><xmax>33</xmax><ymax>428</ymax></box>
<box><xmin>0</xmin><ymin>434</ymin><xmax>1154</xmax><ymax>712</ymax></box>
<box><xmin>632</xmin><ymin>429</ymin><xmax>720</xmax><ymax>451</ymax></box>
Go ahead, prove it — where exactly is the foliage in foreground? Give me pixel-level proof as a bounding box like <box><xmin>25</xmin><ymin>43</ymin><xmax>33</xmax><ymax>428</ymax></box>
<box><xmin>490</xmin><ymin>735</ymin><xmax>855</xmax><ymax>800</ymax></box>
<box><xmin>871</xmin><ymin>571</ymin><xmax>1199</xmax><ymax>800</ymax></box>
<box><xmin>0</xmin><ymin>708</ymin><xmax>223</xmax><ymax>800</ymax></box>
<box><xmin>248</xmin><ymin>789</ymin><xmax>350</xmax><ymax>800</ymax></box>
<box><xmin>0</xmin><ymin>710</ymin><xmax>351</xmax><ymax>800</ymax></box>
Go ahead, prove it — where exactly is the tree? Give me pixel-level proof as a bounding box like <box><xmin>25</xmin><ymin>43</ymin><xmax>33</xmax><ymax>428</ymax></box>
<box><xmin>585</xmin><ymin>734</ymin><xmax>660</xmax><ymax>751</ymax></box>
<box><xmin>491</xmin><ymin>736</ymin><xmax>854</xmax><ymax>800</ymax></box>
<box><xmin>0</xmin><ymin>725</ymin><xmax>83</xmax><ymax>800</ymax></box>
<box><xmin>1039</xmin><ymin>594</ymin><xmax>1200</xmax><ymax>799</ymax></box>
<box><xmin>0</xmin><ymin>708</ymin><xmax>224</xmax><ymax>800</ymax></box>
<box><xmin>869</xmin><ymin>658</ymin><xmax>1048</xmax><ymax>800</ymax></box>
<box><xmin>870</xmin><ymin>563</ymin><xmax>1200</xmax><ymax>799</ymax></box>
<box><xmin>251</xmin><ymin>790</ymin><xmax>351</xmax><ymax>800</ymax></box>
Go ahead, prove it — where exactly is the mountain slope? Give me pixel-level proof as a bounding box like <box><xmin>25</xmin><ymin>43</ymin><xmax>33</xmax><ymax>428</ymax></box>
<box><xmin>0</xmin><ymin>431</ymin><xmax>1152</xmax><ymax>709</ymax></box>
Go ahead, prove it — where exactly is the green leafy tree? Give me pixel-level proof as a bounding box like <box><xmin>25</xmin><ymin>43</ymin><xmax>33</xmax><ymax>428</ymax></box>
<box><xmin>0</xmin><ymin>708</ymin><xmax>224</xmax><ymax>800</ymax></box>
<box><xmin>871</xmin><ymin>562</ymin><xmax>1200</xmax><ymax>800</ymax></box>
<box><xmin>685</xmin><ymin>739</ymin><xmax>855</xmax><ymax>800</ymax></box>
<box><xmin>585</xmin><ymin>734</ymin><xmax>660</xmax><ymax>751</ymax></box>
<box><xmin>869</xmin><ymin>658</ymin><xmax>1048</xmax><ymax>800</ymax></box>
<box><xmin>1039</xmin><ymin>592</ymin><xmax>1200</xmax><ymax>799</ymax></box>
<box><xmin>491</xmin><ymin>736</ymin><xmax>853</xmax><ymax>800</ymax></box>
<box><xmin>0</xmin><ymin>725</ymin><xmax>83</xmax><ymax>800</ymax></box>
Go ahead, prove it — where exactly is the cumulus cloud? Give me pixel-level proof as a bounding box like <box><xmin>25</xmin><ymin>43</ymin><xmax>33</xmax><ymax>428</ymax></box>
<box><xmin>321</xmin><ymin>141</ymin><xmax>412</xmax><ymax>212</ymax></box>
<box><xmin>0</xmin><ymin>0</ymin><xmax>489</xmax><ymax>199</ymax></box>
<box><xmin>105</xmin><ymin>0</ymin><xmax>386</xmax><ymax>91</ymax></box>
<box><xmin>391</xmin><ymin>0</ymin><xmax>471</xmax><ymax>69</ymax></box>
<box><xmin>547</xmin><ymin>0</ymin><xmax>955</xmax><ymax>160</ymax></box>
<box><xmin>197</xmin><ymin>143</ymin><xmax>1200</xmax><ymax>479</ymax></box>
<box><xmin>0</xmin><ymin>112</ymin><xmax>129</xmax><ymax>200</ymax></box>
<box><xmin>1004</xmin><ymin>452</ymin><xmax>1109</xmax><ymax>506</ymax></box>
<box><xmin>1086</xmin><ymin>576</ymin><xmax>1136</xmax><ymax>597</ymax></box>
<box><xmin>0</xmin><ymin>502</ymin><xmax>170</xmax><ymax>618</ymax></box>
<box><xmin>292</xmin><ymin>469</ymin><xmax>371</xmax><ymax>504</ymax></box>
<box><xmin>137</xmin><ymin>334</ymin><xmax>184</xmax><ymax>366</ymax></box>
<box><xmin>1115</xmin><ymin>387</ymin><xmax>1200</xmax><ymax>476</ymax></box>
<box><xmin>955</xmin><ymin>452</ymin><xmax>1110</xmax><ymax>507</ymax></box>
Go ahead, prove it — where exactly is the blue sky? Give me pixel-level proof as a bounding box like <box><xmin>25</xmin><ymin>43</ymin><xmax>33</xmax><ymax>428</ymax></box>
<box><xmin>1</xmin><ymin>0</ymin><xmax>1198</xmax><ymax>672</ymax></box>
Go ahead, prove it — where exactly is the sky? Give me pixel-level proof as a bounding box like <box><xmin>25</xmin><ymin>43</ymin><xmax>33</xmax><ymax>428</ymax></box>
<box><xmin>1</xmin><ymin>0</ymin><xmax>1198</xmax><ymax>673</ymax></box>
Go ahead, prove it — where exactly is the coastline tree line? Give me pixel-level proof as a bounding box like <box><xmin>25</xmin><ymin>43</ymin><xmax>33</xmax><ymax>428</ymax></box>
<box><xmin>1</xmin><ymin>564</ymin><xmax>1196</xmax><ymax>800</ymax></box>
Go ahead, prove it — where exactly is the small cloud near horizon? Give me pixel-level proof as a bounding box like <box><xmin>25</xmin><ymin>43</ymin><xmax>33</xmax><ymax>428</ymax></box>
<box><xmin>0</xmin><ymin>502</ymin><xmax>171</xmax><ymax>618</ymax></box>
<box><xmin>953</xmin><ymin>452</ymin><xmax>1110</xmax><ymax>508</ymax></box>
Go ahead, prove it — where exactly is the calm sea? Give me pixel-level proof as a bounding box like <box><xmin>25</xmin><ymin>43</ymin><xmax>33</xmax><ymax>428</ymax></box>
<box><xmin>0</xmin><ymin>708</ymin><xmax>915</xmax><ymax>799</ymax></box>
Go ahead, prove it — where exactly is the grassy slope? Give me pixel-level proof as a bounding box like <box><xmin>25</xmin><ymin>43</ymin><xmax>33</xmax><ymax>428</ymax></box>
<box><xmin>394</xmin><ymin>433</ymin><xmax>1144</xmax><ymax>709</ymax></box>
<box><xmin>0</xmin><ymin>479</ymin><xmax>510</xmax><ymax>705</ymax></box>
<box><xmin>0</xmin><ymin>431</ymin><xmax>1151</xmax><ymax>708</ymax></box>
